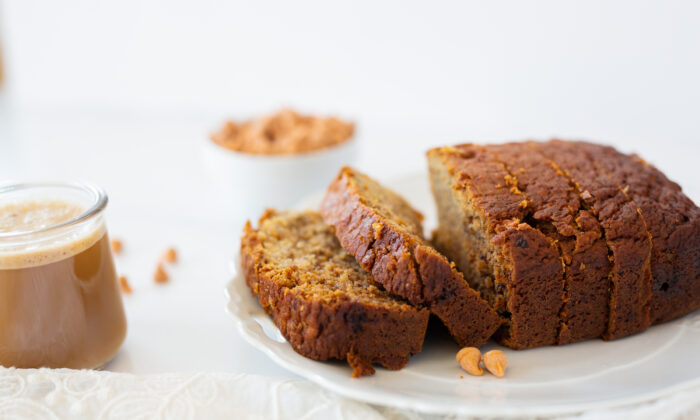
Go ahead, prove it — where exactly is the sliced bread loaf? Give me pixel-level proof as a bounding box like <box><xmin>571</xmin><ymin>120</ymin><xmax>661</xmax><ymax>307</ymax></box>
<box><xmin>427</xmin><ymin>140</ymin><xmax>699</xmax><ymax>349</ymax></box>
<box><xmin>428</xmin><ymin>145</ymin><xmax>564</xmax><ymax>349</ymax></box>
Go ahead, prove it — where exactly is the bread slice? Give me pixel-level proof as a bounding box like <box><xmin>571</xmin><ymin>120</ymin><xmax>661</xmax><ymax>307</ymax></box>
<box><xmin>534</xmin><ymin>141</ymin><xmax>653</xmax><ymax>340</ymax></box>
<box><xmin>320</xmin><ymin>167</ymin><xmax>502</xmax><ymax>348</ymax></box>
<box><xmin>483</xmin><ymin>142</ymin><xmax>611</xmax><ymax>345</ymax></box>
<box><xmin>570</xmin><ymin>141</ymin><xmax>700</xmax><ymax>325</ymax></box>
<box><xmin>241</xmin><ymin>209</ymin><xmax>429</xmax><ymax>377</ymax></box>
<box><xmin>428</xmin><ymin>146</ymin><xmax>564</xmax><ymax>349</ymax></box>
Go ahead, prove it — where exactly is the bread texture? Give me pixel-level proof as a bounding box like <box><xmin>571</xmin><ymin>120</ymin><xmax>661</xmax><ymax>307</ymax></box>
<box><xmin>534</xmin><ymin>141</ymin><xmax>653</xmax><ymax>340</ymax></box>
<box><xmin>320</xmin><ymin>167</ymin><xmax>502</xmax><ymax>348</ymax></box>
<box><xmin>570</xmin><ymin>141</ymin><xmax>700</xmax><ymax>325</ymax></box>
<box><xmin>485</xmin><ymin>143</ymin><xmax>611</xmax><ymax>345</ymax></box>
<box><xmin>241</xmin><ymin>210</ymin><xmax>429</xmax><ymax>377</ymax></box>
<box><xmin>428</xmin><ymin>140</ymin><xmax>700</xmax><ymax>349</ymax></box>
<box><xmin>428</xmin><ymin>146</ymin><xmax>564</xmax><ymax>349</ymax></box>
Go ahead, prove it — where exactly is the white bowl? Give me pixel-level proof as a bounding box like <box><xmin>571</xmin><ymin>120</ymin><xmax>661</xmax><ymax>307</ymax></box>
<box><xmin>201</xmin><ymin>138</ymin><xmax>358</xmax><ymax>224</ymax></box>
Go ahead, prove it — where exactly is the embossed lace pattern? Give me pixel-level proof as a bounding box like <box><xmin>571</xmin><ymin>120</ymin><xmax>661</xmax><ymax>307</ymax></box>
<box><xmin>0</xmin><ymin>368</ymin><xmax>385</xmax><ymax>420</ymax></box>
<box><xmin>2</xmin><ymin>362</ymin><xmax>700</xmax><ymax>420</ymax></box>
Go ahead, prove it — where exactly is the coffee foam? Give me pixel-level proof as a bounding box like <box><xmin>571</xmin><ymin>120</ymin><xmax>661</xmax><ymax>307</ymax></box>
<box><xmin>0</xmin><ymin>200</ymin><xmax>105</xmax><ymax>270</ymax></box>
<box><xmin>0</xmin><ymin>200</ymin><xmax>85</xmax><ymax>233</ymax></box>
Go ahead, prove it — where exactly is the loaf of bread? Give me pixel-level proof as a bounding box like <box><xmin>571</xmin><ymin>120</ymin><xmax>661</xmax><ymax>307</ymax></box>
<box><xmin>241</xmin><ymin>209</ymin><xmax>430</xmax><ymax>376</ymax></box>
<box><xmin>320</xmin><ymin>167</ymin><xmax>503</xmax><ymax>347</ymax></box>
<box><xmin>428</xmin><ymin>140</ymin><xmax>700</xmax><ymax>349</ymax></box>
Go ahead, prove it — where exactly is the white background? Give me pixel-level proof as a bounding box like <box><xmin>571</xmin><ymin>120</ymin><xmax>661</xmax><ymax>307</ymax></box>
<box><xmin>1</xmin><ymin>0</ymin><xmax>699</xmax><ymax>377</ymax></box>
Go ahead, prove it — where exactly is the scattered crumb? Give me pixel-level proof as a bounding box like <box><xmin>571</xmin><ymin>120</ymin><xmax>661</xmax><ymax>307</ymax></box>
<box><xmin>634</xmin><ymin>156</ymin><xmax>650</xmax><ymax>168</ymax></box>
<box><xmin>549</xmin><ymin>161</ymin><xmax>564</xmax><ymax>176</ymax></box>
<box><xmin>163</xmin><ymin>247</ymin><xmax>178</xmax><ymax>263</ymax></box>
<box><xmin>154</xmin><ymin>263</ymin><xmax>169</xmax><ymax>284</ymax></box>
<box><xmin>519</xmin><ymin>200</ymin><xmax>528</xmax><ymax>209</ymax></box>
<box><xmin>111</xmin><ymin>239</ymin><xmax>123</xmax><ymax>254</ymax></box>
<box><xmin>119</xmin><ymin>276</ymin><xmax>132</xmax><ymax>294</ymax></box>
<box><xmin>504</xmin><ymin>174</ymin><xmax>518</xmax><ymax>186</ymax></box>
<box><xmin>372</xmin><ymin>222</ymin><xmax>383</xmax><ymax>240</ymax></box>
<box><xmin>460</xmin><ymin>375</ymin><xmax>464</xmax><ymax>379</ymax></box>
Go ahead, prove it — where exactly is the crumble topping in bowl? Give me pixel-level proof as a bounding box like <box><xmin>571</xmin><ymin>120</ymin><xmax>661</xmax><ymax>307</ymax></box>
<box><xmin>211</xmin><ymin>108</ymin><xmax>354</xmax><ymax>155</ymax></box>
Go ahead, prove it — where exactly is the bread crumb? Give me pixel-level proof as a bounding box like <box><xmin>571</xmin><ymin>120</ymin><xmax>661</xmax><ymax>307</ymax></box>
<box><xmin>163</xmin><ymin>247</ymin><xmax>178</xmax><ymax>263</ymax></box>
<box><xmin>119</xmin><ymin>276</ymin><xmax>132</xmax><ymax>294</ymax></box>
<box><xmin>634</xmin><ymin>156</ymin><xmax>650</xmax><ymax>168</ymax></box>
<box><xmin>372</xmin><ymin>222</ymin><xmax>383</xmax><ymax>240</ymax></box>
<box><xmin>154</xmin><ymin>263</ymin><xmax>169</xmax><ymax>283</ymax></box>
<box><xmin>111</xmin><ymin>239</ymin><xmax>123</xmax><ymax>254</ymax></box>
<box><xmin>548</xmin><ymin>161</ymin><xmax>564</xmax><ymax>176</ymax></box>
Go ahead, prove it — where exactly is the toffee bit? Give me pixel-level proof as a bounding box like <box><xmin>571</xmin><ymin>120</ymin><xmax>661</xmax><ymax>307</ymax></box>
<box><xmin>111</xmin><ymin>239</ymin><xmax>123</xmax><ymax>254</ymax></box>
<box><xmin>483</xmin><ymin>350</ymin><xmax>508</xmax><ymax>378</ymax></box>
<box><xmin>163</xmin><ymin>247</ymin><xmax>178</xmax><ymax>263</ymax></box>
<box><xmin>119</xmin><ymin>276</ymin><xmax>132</xmax><ymax>294</ymax></box>
<box><xmin>154</xmin><ymin>262</ymin><xmax>169</xmax><ymax>284</ymax></box>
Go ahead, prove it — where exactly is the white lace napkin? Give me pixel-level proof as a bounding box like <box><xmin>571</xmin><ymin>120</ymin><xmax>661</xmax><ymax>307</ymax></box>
<box><xmin>1</xmin><ymin>367</ymin><xmax>699</xmax><ymax>420</ymax></box>
<box><xmin>0</xmin><ymin>368</ymin><xmax>385</xmax><ymax>420</ymax></box>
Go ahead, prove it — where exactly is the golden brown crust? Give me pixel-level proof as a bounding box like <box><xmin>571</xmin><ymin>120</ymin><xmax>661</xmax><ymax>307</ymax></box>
<box><xmin>414</xmin><ymin>245</ymin><xmax>504</xmax><ymax>346</ymax></box>
<box><xmin>535</xmin><ymin>141</ymin><xmax>653</xmax><ymax>340</ymax></box>
<box><xmin>483</xmin><ymin>143</ymin><xmax>611</xmax><ymax>345</ymax></box>
<box><xmin>428</xmin><ymin>146</ymin><xmax>563</xmax><ymax>349</ymax></box>
<box><xmin>429</xmin><ymin>140</ymin><xmax>699</xmax><ymax>349</ymax></box>
<box><xmin>240</xmin><ymin>210</ymin><xmax>429</xmax><ymax>377</ymax></box>
<box><xmin>320</xmin><ymin>167</ymin><xmax>502</xmax><ymax>348</ymax></box>
<box><xmin>577</xmin><ymin>142</ymin><xmax>700</xmax><ymax>324</ymax></box>
<box><xmin>491</xmin><ymin>222</ymin><xmax>564</xmax><ymax>348</ymax></box>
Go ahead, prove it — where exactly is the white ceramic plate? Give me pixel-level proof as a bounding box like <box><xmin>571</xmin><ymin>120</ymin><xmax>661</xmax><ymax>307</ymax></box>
<box><xmin>225</xmin><ymin>171</ymin><xmax>700</xmax><ymax>417</ymax></box>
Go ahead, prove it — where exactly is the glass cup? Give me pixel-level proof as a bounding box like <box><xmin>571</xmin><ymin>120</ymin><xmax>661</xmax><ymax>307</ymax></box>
<box><xmin>0</xmin><ymin>182</ymin><xmax>127</xmax><ymax>369</ymax></box>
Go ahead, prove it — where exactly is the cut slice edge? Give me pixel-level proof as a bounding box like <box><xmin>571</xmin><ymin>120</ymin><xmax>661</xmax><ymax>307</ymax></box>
<box><xmin>240</xmin><ymin>209</ymin><xmax>430</xmax><ymax>377</ymax></box>
<box><xmin>427</xmin><ymin>146</ymin><xmax>562</xmax><ymax>349</ymax></box>
<box><xmin>320</xmin><ymin>166</ymin><xmax>503</xmax><ymax>347</ymax></box>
